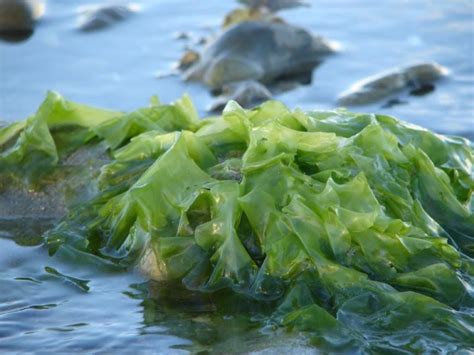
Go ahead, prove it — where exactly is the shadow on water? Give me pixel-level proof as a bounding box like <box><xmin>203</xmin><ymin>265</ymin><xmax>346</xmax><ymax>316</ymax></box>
<box><xmin>124</xmin><ymin>280</ymin><xmax>356</xmax><ymax>354</ymax></box>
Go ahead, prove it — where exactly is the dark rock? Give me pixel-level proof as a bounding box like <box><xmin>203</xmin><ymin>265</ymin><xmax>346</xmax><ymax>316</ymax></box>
<box><xmin>184</xmin><ymin>21</ymin><xmax>335</xmax><ymax>90</ymax></box>
<box><xmin>0</xmin><ymin>0</ymin><xmax>44</xmax><ymax>42</ymax></box>
<box><xmin>208</xmin><ymin>80</ymin><xmax>272</xmax><ymax>112</ymax></box>
<box><xmin>338</xmin><ymin>62</ymin><xmax>447</xmax><ymax>106</ymax></box>
<box><xmin>409</xmin><ymin>83</ymin><xmax>435</xmax><ymax>96</ymax></box>
<box><xmin>381</xmin><ymin>98</ymin><xmax>408</xmax><ymax>109</ymax></box>
<box><xmin>77</xmin><ymin>3</ymin><xmax>138</xmax><ymax>32</ymax></box>
<box><xmin>238</xmin><ymin>0</ymin><xmax>309</xmax><ymax>12</ymax></box>
<box><xmin>177</xmin><ymin>50</ymin><xmax>200</xmax><ymax>71</ymax></box>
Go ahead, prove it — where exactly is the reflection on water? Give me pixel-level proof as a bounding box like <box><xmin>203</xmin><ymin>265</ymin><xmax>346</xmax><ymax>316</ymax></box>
<box><xmin>1</xmin><ymin>234</ymin><xmax>472</xmax><ymax>352</ymax></box>
<box><xmin>0</xmin><ymin>238</ymin><xmax>187</xmax><ymax>352</ymax></box>
<box><xmin>0</xmin><ymin>236</ymin><xmax>320</xmax><ymax>353</ymax></box>
<box><xmin>0</xmin><ymin>0</ymin><xmax>473</xmax><ymax>352</ymax></box>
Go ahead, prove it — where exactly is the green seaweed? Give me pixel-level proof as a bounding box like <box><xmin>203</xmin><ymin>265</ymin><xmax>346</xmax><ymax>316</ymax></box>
<box><xmin>1</xmin><ymin>92</ymin><xmax>473</xmax><ymax>352</ymax></box>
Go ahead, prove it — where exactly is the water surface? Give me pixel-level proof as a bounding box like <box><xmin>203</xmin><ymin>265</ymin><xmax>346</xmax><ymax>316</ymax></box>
<box><xmin>0</xmin><ymin>0</ymin><xmax>473</xmax><ymax>134</ymax></box>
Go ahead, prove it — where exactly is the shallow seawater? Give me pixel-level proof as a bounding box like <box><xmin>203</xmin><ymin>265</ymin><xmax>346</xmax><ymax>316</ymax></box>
<box><xmin>0</xmin><ymin>0</ymin><xmax>473</xmax><ymax>353</ymax></box>
<box><xmin>0</xmin><ymin>0</ymin><xmax>473</xmax><ymax>135</ymax></box>
<box><xmin>0</xmin><ymin>237</ymin><xmax>323</xmax><ymax>353</ymax></box>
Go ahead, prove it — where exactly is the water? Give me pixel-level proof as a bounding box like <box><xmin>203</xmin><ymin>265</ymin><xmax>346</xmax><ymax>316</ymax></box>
<box><xmin>0</xmin><ymin>238</ymin><xmax>322</xmax><ymax>353</ymax></box>
<box><xmin>0</xmin><ymin>0</ymin><xmax>473</xmax><ymax>353</ymax></box>
<box><xmin>0</xmin><ymin>0</ymin><xmax>473</xmax><ymax>134</ymax></box>
<box><xmin>0</xmin><ymin>238</ymin><xmax>191</xmax><ymax>352</ymax></box>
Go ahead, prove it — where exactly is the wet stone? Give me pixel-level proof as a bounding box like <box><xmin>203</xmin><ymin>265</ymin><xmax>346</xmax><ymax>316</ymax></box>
<box><xmin>184</xmin><ymin>21</ymin><xmax>335</xmax><ymax>90</ymax></box>
<box><xmin>337</xmin><ymin>62</ymin><xmax>447</xmax><ymax>106</ymax></box>
<box><xmin>209</xmin><ymin>80</ymin><xmax>272</xmax><ymax>112</ymax></box>
<box><xmin>0</xmin><ymin>0</ymin><xmax>44</xmax><ymax>42</ymax></box>
<box><xmin>0</xmin><ymin>144</ymin><xmax>109</xmax><ymax>244</ymax></box>
<box><xmin>177</xmin><ymin>50</ymin><xmax>200</xmax><ymax>71</ymax></box>
<box><xmin>238</xmin><ymin>0</ymin><xmax>309</xmax><ymax>12</ymax></box>
<box><xmin>409</xmin><ymin>83</ymin><xmax>435</xmax><ymax>96</ymax></box>
<box><xmin>76</xmin><ymin>3</ymin><xmax>138</xmax><ymax>32</ymax></box>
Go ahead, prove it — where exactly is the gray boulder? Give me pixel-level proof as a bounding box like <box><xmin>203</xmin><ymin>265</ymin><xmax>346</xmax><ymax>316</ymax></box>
<box><xmin>337</xmin><ymin>62</ymin><xmax>448</xmax><ymax>106</ymax></box>
<box><xmin>0</xmin><ymin>143</ymin><xmax>109</xmax><ymax>244</ymax></box>
<box><xmin>184</xmin><ymin>21</ymin><xmax>335</xmax><ymax>90</ymax></box>
<box><xmin>77</xmin><ymin>3</ymin><xmax>138</xmax><ymax>32</ymax></box>
<box><xmin>208</xmin><ymin>80</ymin><xmax>272</xmax><ymax>112</ymax></box>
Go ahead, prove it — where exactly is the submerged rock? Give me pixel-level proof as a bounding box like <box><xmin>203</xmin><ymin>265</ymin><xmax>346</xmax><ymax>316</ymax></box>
<box><xmin>0</xmin><ymin>182</ymin><xmax>67</xmax><ymax>237</ymax></box>
<box><xmin>184</xmin><ymin>21</ymin><xmax>335</xmax><ymax>90</ymax></box>
<box><xmin>0</xmin><ymin>143</ymin><xmax>109</xmax><ymax>243</ymax></box>
<box><xmin>0</xmin><ymin>0</ymin><xmax>44</xmax><ymax>42</ymax></box>
<box><xmin>337</xmin><ymin>62</ymin><xmax>447</xmax><ymax>106</ymax></box>
<box><xmin>209</xmin><ymin>80</ymin><xmax>272</xmax><ymax>112</ymax></box>
<box><xmin>77</xmin><ymin>3</ymin><xmax>138</xmax><ymax>32</ymax></box>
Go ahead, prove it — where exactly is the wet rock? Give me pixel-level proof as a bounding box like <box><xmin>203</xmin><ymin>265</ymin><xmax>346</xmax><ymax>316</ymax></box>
<box><xmin>337</xmin><ymin>62</ymin><xmax>447</xmax><ymax>106</ymax></box>
<box><xmin>77</xmin><ymin>3</ymin><xmax>138</xmax><ymax>32</ymax></box>
<box><xmin>209</xmin><ymin>80</ymin><xmax>272</xmax><ymax>112</ymax></box>
<box><xmin>174</xmin><ymin>31</ymin><xmax>191</xmax><ymax>41</ymax></box>
<box><xmin>238</xmin><ymin>0</ymin><xmax>308</xmax><ymax>12</ymax></box>
<box><xmin>0</xmin><ymin>171</ymin><xmax>69</xmax><ymax>243</ymax></box>
<box><xmin>223</xmin><ymin>8</ymin><xmax>275</xmax><ymax>28</ymax></box>
<box><xmin>0</xmin><ymin>143</ymin><xmax>109</xmax><ymax>242</ymax></box>
<box><xmin>0</xmin><ymin>0</ymin><xmax>44</xmax><ymax>42</ymax></box>
<box><xmin>177</xmin><ymin>49</ymin><xmax>200</xmax><ymax>71</ymax></box>
<box><xmin>381</xmin><ymin>98</ymin><xmax>408</xmax><ymax>109</ymax></box>
<box><xmin>409</xmin><ymin>82</ymin><xmax>435</xmax><ymax>96</ymax></box>
<box><xmin>184</xmin><ymin>21</ymin><xmax>335</xmax><ymax>90</ymax></box>
<box><xmin>137</xmin><ymin>244</ymin><xmax>167</xmax><ymax>281</ymax></box>
<box><xmin>196</xmin><ymin>36</ymin><xmax>208</xmax><ymax>46</ymax></box>
<box><xmin>0</xmin><ymin>183</ymin><xmax>67</xmax><ymax>226</ymax></box>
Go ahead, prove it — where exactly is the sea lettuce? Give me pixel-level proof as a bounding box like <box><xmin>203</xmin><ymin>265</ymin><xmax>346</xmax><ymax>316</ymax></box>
<box><xmin>1</xmin><ymin>93</ymin><xmax>473</xmax><ymax>351</ymax></box>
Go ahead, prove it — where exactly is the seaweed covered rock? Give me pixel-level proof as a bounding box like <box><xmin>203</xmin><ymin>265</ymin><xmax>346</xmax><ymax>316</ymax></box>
<box><xmin>184</xmin><ymin>21</ymin><xmax>335</xmax><ymax>90</ymax></box>
<box><xmin>177</xmin><ymin>49</ymin><xmax>200</xmax><ymax>71</ymax></box>
<box><xmin>1</xmin><ymin>93</ymin><xmax>473</xmax><ymax>352</ymax></box>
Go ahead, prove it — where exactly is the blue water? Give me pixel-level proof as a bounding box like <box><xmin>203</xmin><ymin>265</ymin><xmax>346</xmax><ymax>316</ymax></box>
<box><xmin>0</xmin><ymin>0</ymin><xmax>473</xmax><ymax>134</ymax></box>
<box><xmin>0</xmin><ymin>0</ymin><xmax>473</xmax><ymax>353</ymax></box>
